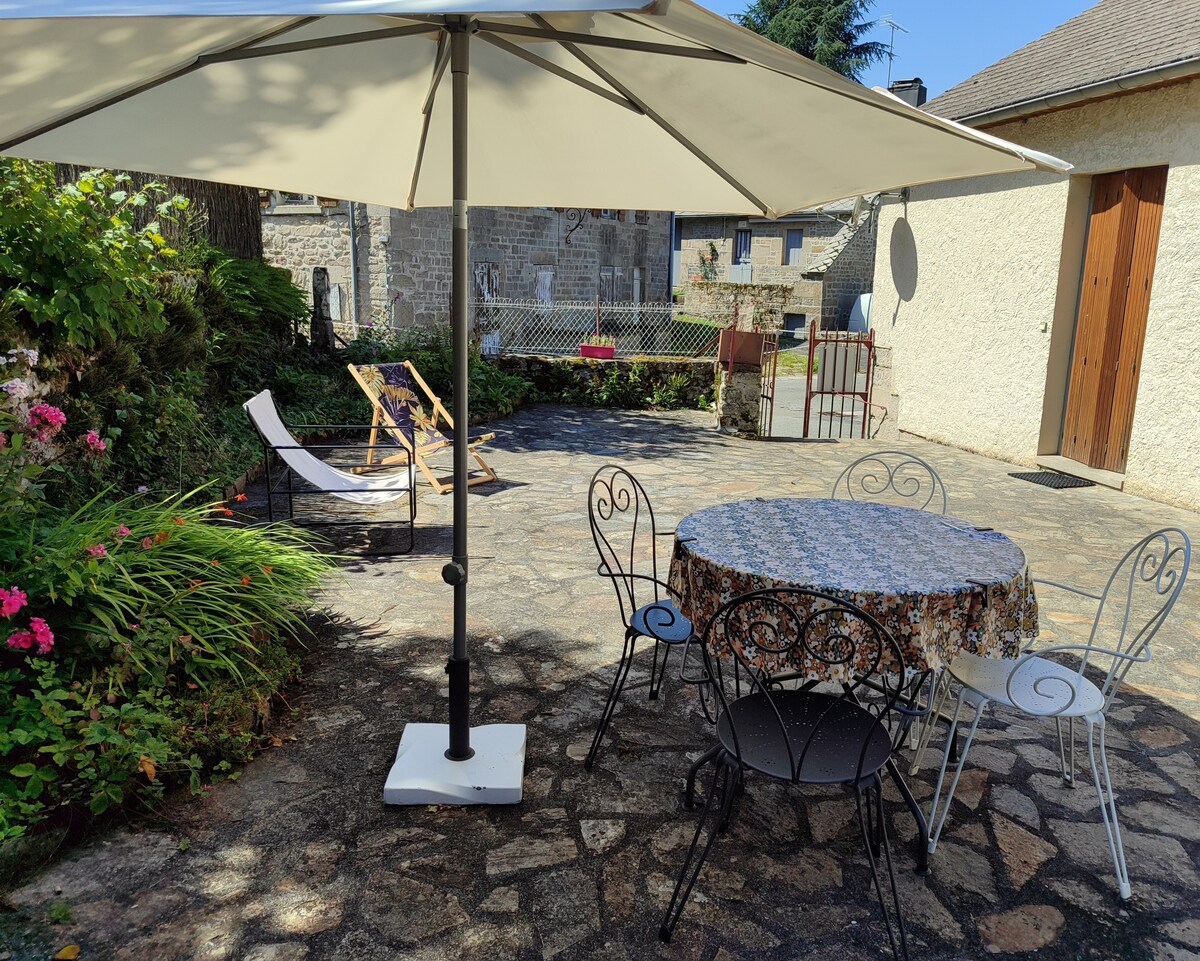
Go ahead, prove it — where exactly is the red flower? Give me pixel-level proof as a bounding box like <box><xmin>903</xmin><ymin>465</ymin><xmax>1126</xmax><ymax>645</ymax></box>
<box><xmin>234</xmin><ymin>493</ymin><xmax>248</xmax><ymax>502</ymax></box>
<box><xmin>240</xmin><ymin>575</ymin><xmax>252</xmax><ymax>586</ymax></box>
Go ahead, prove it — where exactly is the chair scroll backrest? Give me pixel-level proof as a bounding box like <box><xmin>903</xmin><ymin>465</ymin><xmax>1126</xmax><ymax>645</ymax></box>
<box><xmin>704</xmin><ymin>587</ymin><xmax>905</xmax><ymax>785</ymax></box>
<box><xmin>588</xmin><ymin>465</ymin><xmax>662</xmax><ymax>630</ymax></box>
<box><xmin>831</xmin><ymin>450</ymin><xmax>948</xmax><ymax>514</ymax></box>
<box><xmin>1087</xmin><ymin>527</ymin><xmax>1190</xmax><ymax>705</ymax></box>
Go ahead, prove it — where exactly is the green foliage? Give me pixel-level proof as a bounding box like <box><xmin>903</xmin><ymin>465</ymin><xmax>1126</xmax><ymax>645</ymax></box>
<box><xmin>0</xmin><ymin>160</ymin><xmax>187</xmax><ymax>348</ymax></box>
<box><xmin>0</xmin><ymin>484</ymin><xmax>332</xmax><ymax>840</ymax></box>
<box><xmin>736</xmin><ymin>0</ymin><xmax>887</xmax><ymax>80</ymax></box>
<box><xmin>696</xmin><ymin>241</ymin><xmax>720</xmax><ymax>282</ymax></box>
<box><xmin>504</xmin><ymin>357</ymin><xmax>711</xmax><ymax>411</ymax></box>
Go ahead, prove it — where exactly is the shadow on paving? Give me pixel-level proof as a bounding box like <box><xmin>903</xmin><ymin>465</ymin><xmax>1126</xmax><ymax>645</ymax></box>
<box><xmin>4</xmin><ymin>404</ymin><xmax>1200</xmax><ymax>961</ymax></box>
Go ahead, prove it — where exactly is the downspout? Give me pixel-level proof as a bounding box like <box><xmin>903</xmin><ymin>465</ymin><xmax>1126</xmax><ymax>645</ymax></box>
<box><xmin>960</xmin><ymin>58</ymin><xmax>1200</xmax><ymax>128</ymax></box>
<box><xmin>667</xmin><ymin>211</ymin><xmax>675</xmax><ymax>299</ymax></box>
<box><xmin>347</xmin><ymin>200</ymin><xmax>362</xmax><ymax>333</ymax></box>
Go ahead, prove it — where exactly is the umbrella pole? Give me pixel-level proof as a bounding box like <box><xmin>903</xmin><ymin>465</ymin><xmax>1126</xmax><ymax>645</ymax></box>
<box><xmin>444</xmin><ymin>20</ymin><xmax>474</xmax><ymax>763</ymax></box>
<box><xmin>384</xmin><ymin>19</ymin><xmax>526</xmax><ymax>805</ymax></box>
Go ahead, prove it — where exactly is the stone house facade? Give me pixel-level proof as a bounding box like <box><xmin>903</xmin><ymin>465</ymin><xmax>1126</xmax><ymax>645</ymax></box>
<box><xmin>674</xmin><ymin>200</ymin><xmax>878</xmax><ymax>332</ymax></box>
<box><xmin>870</xmin><ymin>0</ymin><xmax>1200</xmax><ymax>509</ymax></box>
<box><xmin>261</xmin><ymin>196</ymin><xmax>671</xmax><ymax>330</ymax></box>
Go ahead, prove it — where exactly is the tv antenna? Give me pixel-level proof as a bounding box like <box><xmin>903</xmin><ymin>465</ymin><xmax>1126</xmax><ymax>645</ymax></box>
<box><xmin>879</xmin><ymin>16</ymin><xmax>909</xmax><ymax>87</ymax></box>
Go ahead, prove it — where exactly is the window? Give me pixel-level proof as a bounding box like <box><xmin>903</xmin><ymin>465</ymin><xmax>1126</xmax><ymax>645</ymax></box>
<box><xmin>785</xmin><ymin>229</ymin><xmax>804</xmax><ymax>266</ymax></box>
<box><xmin>599</xmin><ymin>209</ymin><xmax>618</xmax><ymax>220</ymax></box>
<box><xmin>635</xmin><ymin>210</ymin><xmax>649</xmax><ymax>225</ymax></box>
<box><xmin>734</xmin><ymin>229</ymin><xmax>752</xmax><ymax>263</ymax></box>
<box><xmin>265</xmin><ymin>190</ymin><xmax>321</xmax><ymax>213</ymax></box>
<box><xmin>535</xmin><ymin>268</ymin><xmax>554</xmax><ymax>306</ymax></box>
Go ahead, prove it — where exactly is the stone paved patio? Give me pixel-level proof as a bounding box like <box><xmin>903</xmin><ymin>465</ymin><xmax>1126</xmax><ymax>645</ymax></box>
<box><xmin>4</xmin><ymin>404</ymin><xmax>1200</xmax><ymax>961</ymax></box>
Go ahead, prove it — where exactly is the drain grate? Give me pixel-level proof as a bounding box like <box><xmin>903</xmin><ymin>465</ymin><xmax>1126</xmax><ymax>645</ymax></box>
<box><xmin>1009</xmin><ymin>471</ymin><xmax>1095</xmax><ymax>490</ymax></box>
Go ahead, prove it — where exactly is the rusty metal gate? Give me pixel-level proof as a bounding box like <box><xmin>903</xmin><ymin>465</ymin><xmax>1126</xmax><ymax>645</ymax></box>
<box><xmin>758</xmin><ymin>331</ymin><xmax>779</xmax><ymax>436</ymax></box>
<box><xmin>803</xmin><ymin>325</ymin><xmax>875</xmax><ymax>439</ymax></box>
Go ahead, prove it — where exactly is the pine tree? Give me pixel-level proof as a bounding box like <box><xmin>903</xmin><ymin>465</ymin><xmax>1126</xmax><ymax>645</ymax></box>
<box><xmin>736</xmin><ymin>0</ymin><xmax>887</xmax><ymax>81</ymax></box>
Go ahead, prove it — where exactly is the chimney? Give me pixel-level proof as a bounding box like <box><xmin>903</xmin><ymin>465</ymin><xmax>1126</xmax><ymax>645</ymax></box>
<box><xmin>888</xmin><ymin>77</ymin><xmax>927</xmax><ymax>108</ymax></box>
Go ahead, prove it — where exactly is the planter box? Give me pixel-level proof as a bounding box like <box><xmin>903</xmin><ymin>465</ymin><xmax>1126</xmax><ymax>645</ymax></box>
<box><xmin>717</xmin><ymin>329</ymin><xmax>766</xmax><ymax>367</ymax></box>
<box><xmin>579</xmin><ymin>344</ymin><xmax>615</xmax><ymax>360</ymax></box>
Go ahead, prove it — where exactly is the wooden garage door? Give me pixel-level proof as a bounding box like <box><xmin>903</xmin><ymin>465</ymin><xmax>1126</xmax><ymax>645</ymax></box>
<box><xmin>1061</xmin><ymin>166</ymin><xmax>1167</xmax><ymax>473</ymax></box>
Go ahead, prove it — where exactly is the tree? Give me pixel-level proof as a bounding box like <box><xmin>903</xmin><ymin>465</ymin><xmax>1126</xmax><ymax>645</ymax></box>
<box><xmin>736</xmin><ymin>0</ymin><xmax>887</xmax><ymax>81</ymax></box>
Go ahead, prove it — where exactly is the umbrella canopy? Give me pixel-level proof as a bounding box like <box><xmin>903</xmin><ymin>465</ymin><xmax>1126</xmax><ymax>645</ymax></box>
<box><xmin>0</xmin><ymin>0</ymin><xmax>1069</xmax><ymax>216</ymax></box>
<box><xmin>0</xmin><ymin>0</ymin><xmax>1070</xmax><ymax>803</ymax></box>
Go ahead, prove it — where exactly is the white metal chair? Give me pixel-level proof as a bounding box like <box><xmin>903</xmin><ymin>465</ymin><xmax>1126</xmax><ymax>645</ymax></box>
<box><xmin>243</xmin><ymin>390</ymin><xmax>417</xmax><ymax>551</ymax></box>
<box><xmin>831</xmin><ymin>450</ymin><xmax>948</xmax><ymax>514</ymax></box>
<box><xmin>924</xmin><ymin>528</ymin><xmax>1191</xmax><ymax>898</ymax></box>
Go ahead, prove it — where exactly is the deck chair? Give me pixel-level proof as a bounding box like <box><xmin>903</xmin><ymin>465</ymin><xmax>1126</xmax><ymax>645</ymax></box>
<box><xmin>243</xmin><ymin>390</ymin><xmax>416</xmax><ymax>553</ymax></box>
<box><xmin>347</xmin><ymin>361</ymin><xmax>498</xmax><ymax>495</ymax></box>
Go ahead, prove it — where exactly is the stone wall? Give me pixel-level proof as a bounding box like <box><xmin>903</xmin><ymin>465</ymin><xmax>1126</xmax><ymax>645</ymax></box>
<box><xmin>679</xmin><ymin>281</ymin><xmax>804</xmax><ymax>330</ymax></box>
<box><xmin>817</xmin><ymin>209</ymin><xmax>878</xmax><ymax>329</ymax></box>
<box><xmin>263</xmin><ymin>204</ymin><xmax>671</xmax><ymax>332</ymax></box>
<box><xmin>678</xmin><ymin>216</ymin><xmax>845</xmax><ymax>286</ymax></box>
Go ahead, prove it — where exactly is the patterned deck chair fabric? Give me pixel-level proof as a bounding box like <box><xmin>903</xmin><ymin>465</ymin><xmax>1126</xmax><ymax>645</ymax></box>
<box><xmin>348</xmin><ymin>361</ymin><xmax>498</xmax><ymax>495</ymax></box>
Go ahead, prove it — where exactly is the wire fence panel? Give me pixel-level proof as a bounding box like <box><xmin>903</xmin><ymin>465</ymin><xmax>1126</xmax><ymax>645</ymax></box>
<box><xmin>472</xmin><ymin>299</ymin><xmax>724</xmax><ymax>359</ymax></box>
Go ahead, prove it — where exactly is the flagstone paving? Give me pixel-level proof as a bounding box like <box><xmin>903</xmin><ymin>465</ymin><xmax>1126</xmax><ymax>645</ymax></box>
<box><xmin>4</xmin><ymin>404</ymin><xmax>1200</xmax><ymax>961</ymax></box>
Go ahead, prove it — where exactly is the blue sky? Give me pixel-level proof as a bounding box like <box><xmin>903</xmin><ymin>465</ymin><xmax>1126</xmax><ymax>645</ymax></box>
<box><xmin>698</xmin><ymin>0</ymin><xmax>1095</xmax><ymax>98</ymax></box>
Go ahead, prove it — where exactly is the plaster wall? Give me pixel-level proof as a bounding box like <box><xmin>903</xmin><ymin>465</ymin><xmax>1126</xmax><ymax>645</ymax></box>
<box><xmin>870</xmin><ymin>77</ymin><xmax>1200</xmax><ymax>509</ymax></box>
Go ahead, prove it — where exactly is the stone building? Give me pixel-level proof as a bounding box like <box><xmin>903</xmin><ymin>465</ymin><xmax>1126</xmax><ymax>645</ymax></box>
<box><xmin>261</xmin><ymin>195</ymin><xmax>672</xmax><ymax>330</ymax></box>
<box><xmin>673</xmin><ymin>198</ymin><xmax>878</xmax><ymax>332</ymax></box>
<box><xmin>870</xmin><ymin>0</ymin><xmax>1200</xmax><ymax>509</ymax></box>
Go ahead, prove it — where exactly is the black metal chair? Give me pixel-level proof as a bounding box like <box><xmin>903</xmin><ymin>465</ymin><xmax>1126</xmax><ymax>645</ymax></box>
<box><xmin>831</xmin><ymin>449</ymin><xmax>948</xmax><ymax>514</ymax></box>
<box><xmin>660</xmin><ymin>588</ymin><xmax>910</xmax><ymax>960</ymax></box>
<box><xmin>585</xmin><ymin>465</ymin><xmax>693</xmax><ymax>771</ymax></box>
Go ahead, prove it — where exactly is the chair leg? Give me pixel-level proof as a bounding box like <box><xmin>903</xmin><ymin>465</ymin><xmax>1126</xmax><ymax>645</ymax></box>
<box><xmin>648</xmin><ymin>640</ymin><xmax>673</xmax><ymax>701</ymax></box>
<box><xmin>683</xmin><ymin>744</ymin><xmax>722</xmax><ymax>809</ymax></box>
<box><xmin>856</xmin><ymin>777</ymin><xmax>909</xmax><ymax>961</ymax></box>
<box><xmin>1086</xmin><ymin>716</ymin><xmax>1132</xmax><ymax>899</ymax></box>
<box><xmin>660</xmin><ymin>756</ymin><xmax>735</xmax><ymax>943</ymax></box>
<box><xmin>584</xmin><ymin>630</ymin><xmax>637</xmax><ymax>771</ymax></box>
<box><xmin>926</xmin><ymin>693</ymin><xmax>986</xmax><ymax>854</ymax></box>
<box><xmin>910</xmin><ymin>670</ymin><xmax>952</xmax><ymax>776</ymax></box>
<box><xmin>1056</xmin><ymin>716</ymin><xmax>1077</xmax><ymax>787</ymax></box>
<box><xmin>885</xmin><ymin>757</ymin><xmax>929</xmax><ymax>875</ymax></box>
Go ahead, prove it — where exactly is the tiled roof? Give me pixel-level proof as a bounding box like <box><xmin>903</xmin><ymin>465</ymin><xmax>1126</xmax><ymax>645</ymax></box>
<box><xmin>927</xmin><ymin>0</ymin><xmax>1200</xmax><ymax>122</ymax></box>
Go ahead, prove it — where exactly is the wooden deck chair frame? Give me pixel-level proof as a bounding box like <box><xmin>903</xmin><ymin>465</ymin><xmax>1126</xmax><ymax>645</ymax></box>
<box><xmin>347</xmin><ymin>360</ymin><xmax>498</xmax><ymax>495</ymax></box>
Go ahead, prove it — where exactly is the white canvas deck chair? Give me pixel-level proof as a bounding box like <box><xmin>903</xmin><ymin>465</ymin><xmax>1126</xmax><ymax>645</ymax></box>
<box><xmin>348</xmin><ymin>361</ymin><xmax>497</xmax><ymax>495</ymax></box>
<box><xmin>243</xmin><ymin>390</ymin><xmax>416</xmax><ymax>553</ymax></box>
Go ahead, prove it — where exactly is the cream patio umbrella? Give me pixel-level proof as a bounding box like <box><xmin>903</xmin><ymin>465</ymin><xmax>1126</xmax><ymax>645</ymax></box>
<box><xmin>0</xmin><ymin>0</ymin><xmax>1071</xmax><ymax>806</ymax></box>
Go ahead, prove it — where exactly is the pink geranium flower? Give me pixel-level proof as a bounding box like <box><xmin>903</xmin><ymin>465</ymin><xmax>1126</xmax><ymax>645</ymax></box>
<box><xmin>86</xmin><ymin>543</ymin><xmax>107</xmax><ymax>558</ymax></box>
<box><xmin>28</xmin><ymin>617</ymin><xmax>53</xmax><ymax>654</ymax></box>
<box><xmin>141</xmin><ymin>536</ymin><xmax>153</xmax><ymax>550</ymax></box>
<box><xmin>114</xmin><ymin>525</ymin><xmax>131</xmax><ymax>539</ymax></box>
<box><xmin>85</xmin><ymin>429</ymin><xmax>107</xmax><ymax>454</ymax></box>
<box><xmin>6</xmin><ymin>629</ymin><xmax>33</xmax><ymax>651</ymax></box>
<box><xmin>0</xmin><ymin>586</ymin><xmax>28</xmax><ymax>618</ymax></box>
<box><xmin>27</xmin><ymin>403</ymin><xmax>67</xmax><ymax>442</ymax></box>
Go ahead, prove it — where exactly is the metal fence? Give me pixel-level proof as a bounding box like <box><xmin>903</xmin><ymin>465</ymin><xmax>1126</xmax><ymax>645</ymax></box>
<box><xmin>471</xmin><ymin>299</ymin><xmax>723</xmax><ymax>359</ymax></box>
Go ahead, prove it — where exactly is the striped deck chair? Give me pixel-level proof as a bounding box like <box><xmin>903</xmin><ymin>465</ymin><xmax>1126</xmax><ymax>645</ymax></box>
<box><xmin>348</xmin><ymin>360</ymin><xmax>498</xmax><ymax>495</ymax></box>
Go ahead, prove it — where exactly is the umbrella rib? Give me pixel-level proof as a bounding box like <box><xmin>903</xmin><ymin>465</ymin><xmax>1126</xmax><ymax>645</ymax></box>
<box><xmin>527</xmin><ymin>15</ymin><xmax>771</xmax><ymax>217</ymax></box>
<box><xmin>478</xmin><ymin>33</ymin><xmax>643</xmax><ymax>114</ymax></box>
<box><xmin>0</xmin><ymin>16</ymin><xmax>321</xmax><ymax>153</ymax></box>
<box><xmin>476</xmin><ymin>20</ymin><xmax>742</xmax><ymax>63</ymax></box>
<box><xmin>198</xmin><ymin>22</ymin><xmax>442</xmax><ymax>65</ymax></box>
<box><xmin>407</xmin><ymin>33</ymin><xmax>451</xmax><ymax>210</ymax></box>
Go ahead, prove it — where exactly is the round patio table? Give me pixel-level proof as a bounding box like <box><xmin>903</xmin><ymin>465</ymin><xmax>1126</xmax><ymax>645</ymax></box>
<box><xmin>668</xmin><ymin>497</ymin><xmax>1039</xmax><ymax>678</ymax></box>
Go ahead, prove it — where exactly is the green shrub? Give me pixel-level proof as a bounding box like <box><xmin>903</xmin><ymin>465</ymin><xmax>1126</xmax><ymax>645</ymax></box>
<box><xmin>0</xmin><ymin>161</ymin><xmax>186</xmax><ymax>348</ymax></box>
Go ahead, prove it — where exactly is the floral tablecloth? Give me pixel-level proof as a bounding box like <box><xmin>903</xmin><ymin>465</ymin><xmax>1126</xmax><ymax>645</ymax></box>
<box><xmin>668</xmin><ymin>498</ymin><xmax>1038</xmax><ymax>678</ymax></box>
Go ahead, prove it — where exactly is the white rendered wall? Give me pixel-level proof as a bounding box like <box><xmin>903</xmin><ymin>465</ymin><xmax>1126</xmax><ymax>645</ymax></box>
<box><xmin>871</xmin><ymin>78</ymin><xmax>1200</xmax><ymax>509</ymax></box>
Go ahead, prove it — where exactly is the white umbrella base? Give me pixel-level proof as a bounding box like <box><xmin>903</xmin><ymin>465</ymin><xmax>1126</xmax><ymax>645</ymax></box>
<box><xmin>383</xmin><ymin>722</ymin><xmax>527</xmax><ymax>805</ymax></box>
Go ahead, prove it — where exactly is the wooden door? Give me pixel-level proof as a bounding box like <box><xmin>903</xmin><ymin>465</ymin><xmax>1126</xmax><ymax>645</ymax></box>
<box><xmin>1060</xmin><ymin>166</ymin><xmax>1167</xmax><ymax>473</ymax></box>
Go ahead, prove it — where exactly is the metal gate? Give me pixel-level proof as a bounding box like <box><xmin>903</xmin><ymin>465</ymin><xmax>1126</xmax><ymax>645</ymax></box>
<box><xmin>803</xmin><ymin>325</ymin><xmax>875</xmax><ymax>439</ymax></box>
<box><xmin>758</xmin><ymin>331</ymin><xmax>779</xmax><ymax>437</ymax></box>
